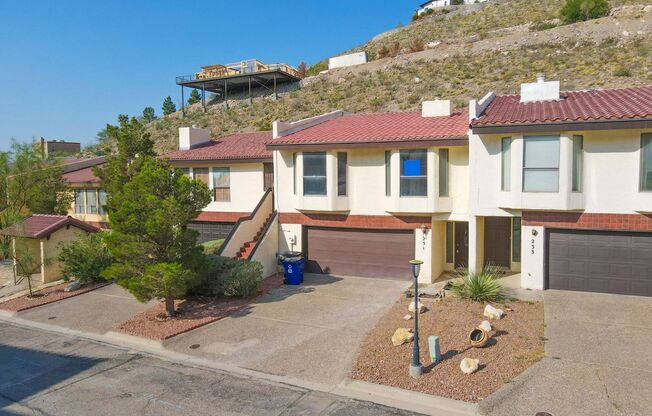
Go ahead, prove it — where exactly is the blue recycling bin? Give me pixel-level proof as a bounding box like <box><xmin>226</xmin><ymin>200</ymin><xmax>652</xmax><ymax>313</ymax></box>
<box><xmin>280</xmin><ymin>251</ymin><xmax>305</xmax><ymax>285</ymax></box>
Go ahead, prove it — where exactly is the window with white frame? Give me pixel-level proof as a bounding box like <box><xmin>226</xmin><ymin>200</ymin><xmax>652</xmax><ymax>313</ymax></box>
<box><xmin>439</xmin><ymin>148</ymin><xmax>449</xmax><ymax>197</ymax></box>
<box><xmin>74</xmin><ymin>188</ymin><xmax>107</xmax><ymax>215</ymax></box>
<box><xmin>400</xmin><ymin>149</ymin><xmax>427</xmax><ymax>196</ymax></box>
<box><xmin>572</xmin><ymin>135</ymin><xmax>583</xmax><ymax>192</ymax></box>
<box><xmin>303</xmin><ymin>152</ymin><xmax>327</xmax><ymax>195</ymax></box>
<box><xmin>640</xmin><ymin>133</ymin><xmax>652</xmax><ymax>191</ymax></box>
<box><xmin>385</xmin><ymin>151</ymin><xmax>391</xmax><ymax>196</ymax></box>
<box><xmin>74</xmin><ymin>190</ymin><xmax>85</xmax><ymax>214</ymax></box>
<box><xmin>501</xmin><ymin>137</ymin><xmax>511</xmax><ymax>191</ymax></box>
<box><xmin>522</xmin><ymin>136</ymin><xmax>560</xmax><ymax>192</ymax></box>
<box><xmin>212</xmin><ymin>167</ymin><xmax>230</xmax><ymax>201</ymax></box>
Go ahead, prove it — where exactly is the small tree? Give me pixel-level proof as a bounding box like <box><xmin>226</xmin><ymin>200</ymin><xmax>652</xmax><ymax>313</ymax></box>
<box><xmin>141</xmin><ymin>107</ymin><xmax>157</xmax><ymax>123</ymax></box>
<box><xmin>560</xmin><ymin>0</ymin><xmax>610</xmax><ymax>24</ymax></box>
<box><xmin>13</xmin><ymin>237</ymin><xmax>51</xmax><ymax>298</ymax></box>
<box><xmin>162</xmin><ymin>96</ymin><xmax>177</xmax><ymax>116</ymax></box>
<box><xmin>102</xmin><ymin>157</ymin><xmax>211</xmax><ymax>317</ymax></box>
<box><xmin>58</xmin><ymin>232</ymin><xmax>113</xmax><ymax>284</ymax></box>
<box><xmin>297</xmin><ymin>62</ymin><xmax>307</xmax><ymax>78</ymax></box>
<box><xmin>187</xmin><ymin>89</ymin><xmax>201</xmax><ymax>105</ymax></box>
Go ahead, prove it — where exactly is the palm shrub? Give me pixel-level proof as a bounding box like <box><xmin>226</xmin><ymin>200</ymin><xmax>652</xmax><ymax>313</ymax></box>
<box><xmin>450</xmin><ymin>266</ymin><xmax>504</xmax><ymax>302</ymax></box>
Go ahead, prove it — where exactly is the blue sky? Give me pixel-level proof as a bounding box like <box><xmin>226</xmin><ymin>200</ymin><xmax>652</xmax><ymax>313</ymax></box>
<box><xmin>0</xmin><ymin>0</ymin><xmax>411</xmax><ymax>151</ymax></box>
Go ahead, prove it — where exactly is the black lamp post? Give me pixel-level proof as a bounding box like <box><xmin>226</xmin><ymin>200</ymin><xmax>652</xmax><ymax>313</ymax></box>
<box><xmin>409</xmin><ymin>259</ymin><xmax>424</xmax><ymax>378</ymax></box>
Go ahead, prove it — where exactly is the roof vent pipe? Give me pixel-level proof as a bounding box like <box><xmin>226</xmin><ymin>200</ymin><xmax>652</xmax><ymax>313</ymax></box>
<box><xmin>536</xmin><ymin>73</ymin><xmax>545</xmax><ymax>83</ymax></box>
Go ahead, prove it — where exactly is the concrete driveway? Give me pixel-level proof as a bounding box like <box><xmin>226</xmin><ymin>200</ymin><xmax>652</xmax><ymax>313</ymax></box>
<box><xmin>481</xmin><ymin>290</ymin><xmax>652</xmax><ymax>416</ymax></box>
<box><xmin>166</xmin><ymin>273</ymin><xmax>408</xmax><ymax>386</ymax></box>
<box><xmin>17</xmin><ymin>284</ymin><xmax>154</xmax><ymax>334</ymax></box>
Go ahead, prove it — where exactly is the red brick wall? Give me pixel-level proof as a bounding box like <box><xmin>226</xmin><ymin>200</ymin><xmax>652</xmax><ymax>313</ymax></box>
<box><xmin>279</xmin><ymin>213</ymin><xmax>431</xmax><ymax>229</ymax></box>
<box><xmin>522</xmin><ymin>212</ymin><xmax>652</xmax><ymax>232</ymax></box>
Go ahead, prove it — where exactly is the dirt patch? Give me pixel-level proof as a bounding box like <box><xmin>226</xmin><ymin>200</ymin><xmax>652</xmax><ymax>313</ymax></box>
<box><xmin>116</xmin><ymin>275</ymin><xmax>284</xmax><ymax>340</ymax></box>
<box><xmin>351</xmin><ymin>296</ymin><xmax>544</xmax><ymax>403</ymax></box>
<box><xmin>0</xmin><ymin>282</ymin><xmax>110</xmax><ymax>312</ymax></box>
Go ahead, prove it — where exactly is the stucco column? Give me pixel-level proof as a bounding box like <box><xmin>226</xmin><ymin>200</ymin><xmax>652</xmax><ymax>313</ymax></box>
<box><xmin>468</xmin><ymin>215</ymin><xmax>477</xmax><ymax>273</ymax></box>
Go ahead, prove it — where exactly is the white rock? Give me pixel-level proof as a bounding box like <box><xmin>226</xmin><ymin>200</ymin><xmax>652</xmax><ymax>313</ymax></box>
<box><xmin>622</xmin><ymin>30</ymin><xmax>629</xmax><ymax>37</ymax></box>
<box><xmin>460</xmin><ymin>358</ymin><xmax>480</xmax><ymax>374</ymax></box>
<box><xmin>403</xmin><ymin>314</ymin><xmax>413</xmax><ymax>321</ymax></box>
<box><xmin>484</xmin><ymin>304</ymin><xmax>504</xmax><ymax>320</ymax></box>
<box><xmin>413</xmin><ymin>77</ymin><xmax>421</xmax><ymax>83</ymax></box>
<box><xmin>408</xmin><ymin>301</ymin><xmax>426</xmax><ymax>314</ymax></box>
<box><xmin>392</xmin><ymin>328</ymin><xmax>414</xmax><ymax>346</ymax></box>
<box><xmin>478</xmin><ymin>320</ymin><xmax>492</xmax><ymax>332</ymax></box>
<box><xmin>426</xmin><ymin>41</ymin><xmax>441</xmax><ymax>48</ymax></box>
<box><xmin>645</xmin><ymin>5</ymin><xmax>652</xmax><ymax>12</ymax></box>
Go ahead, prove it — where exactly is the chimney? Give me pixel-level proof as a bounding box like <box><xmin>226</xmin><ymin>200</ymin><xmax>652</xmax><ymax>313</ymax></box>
<box><xmin>520</xmin><ymin>74</ymin><xmax>560</xmax><ymax>103</ymax></box>
<box><xmin>422</xmin><ymin>99</ymin><xmax>452</xmax><ymax>117</ymax></box>
<box><xmin>178</xmin><ymin>126</ymin><xmax>211</xmax><ymax>150</ymax></box>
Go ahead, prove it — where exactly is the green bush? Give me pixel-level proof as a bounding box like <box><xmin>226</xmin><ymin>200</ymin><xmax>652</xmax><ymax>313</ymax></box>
<box><xmin>57</xmin><ymin>233</ymin><xmax>114</xmax><ymax>284</ymax></box>
<box><xmin>222</xmin><ymin>260</ymin><xmax>263</xmax><ymax>298</ymax></box>
<box><xmin>450</xmin><ymin>267</ymin><xmax>504</xmax><ymax>302</ymax></box>
<box><xmin>189</xmin><ymin>255</ymin><xmax>235</xmax><ymax>296</ymax></box>
<box><xmin>559</xmin><ymin>0</ymin><xmax>610</xmax><ymax>24</ymax></box>
<box><xmin>201</xmin><ymin>239</ymin><xmax>224</xmax><ymax>255</ymax></box>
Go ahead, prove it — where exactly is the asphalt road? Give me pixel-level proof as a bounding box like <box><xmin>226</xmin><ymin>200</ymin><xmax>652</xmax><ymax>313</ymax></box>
<box><xmin>0</xmin><ymin>322</ymin><xmax>423</xmax><ymax>416</ymax></box>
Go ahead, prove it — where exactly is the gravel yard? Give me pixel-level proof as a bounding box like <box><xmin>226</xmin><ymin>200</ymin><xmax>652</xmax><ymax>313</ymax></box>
<box><xmin>351</xmin><ymin>296</ymin><xmax>544</xmax><ymax>403</ymax></box>
<box><xmin>116</xmin><ymin>274</ymin><xmax>284</xmax><ymax>340</ymax></box>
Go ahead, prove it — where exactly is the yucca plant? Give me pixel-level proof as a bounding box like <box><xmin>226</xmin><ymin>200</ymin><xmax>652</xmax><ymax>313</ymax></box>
<box><xmin>450</xmin><ymin>266</ymin><xmax>504</xmax><ymax>302</ymax></box>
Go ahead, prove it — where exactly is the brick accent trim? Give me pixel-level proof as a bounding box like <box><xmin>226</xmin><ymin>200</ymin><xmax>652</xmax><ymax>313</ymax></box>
<box><xmin>278</xmin><ymin>212</ymin><xmax>431</xmax><ymax>229</ymax></box>
<box><xmin>196</xmin><ymin>211</ymin><xmax>250</xmax><ymax>222</ymax></box>
<box><xmin>522</xmin><ymin>212</ymin><xmax>652</xmax><ymax>232</ymax></box>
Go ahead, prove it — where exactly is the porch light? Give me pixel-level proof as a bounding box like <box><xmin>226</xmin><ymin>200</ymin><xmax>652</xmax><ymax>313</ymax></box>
<box><xmin>409</xmin><ymin>259</ymin><xmax>424</xmax><ymax>378</ymax></box>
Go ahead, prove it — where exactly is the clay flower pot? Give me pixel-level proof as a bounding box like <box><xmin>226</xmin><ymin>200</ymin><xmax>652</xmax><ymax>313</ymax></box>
<box><xmin>469</xmin><ymin>328</ymin><xmax>489</xmax><ymax>348</ymax></box>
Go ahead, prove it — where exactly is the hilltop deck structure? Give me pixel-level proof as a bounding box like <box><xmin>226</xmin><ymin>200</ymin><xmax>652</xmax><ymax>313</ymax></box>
<box><xmin>176</xmin><ymin>59</ymin><xmax>301</xmax><ymax>114</ymax></box>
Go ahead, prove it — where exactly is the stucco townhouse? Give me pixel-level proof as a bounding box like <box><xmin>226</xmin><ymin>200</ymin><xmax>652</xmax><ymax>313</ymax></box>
<box><xmin>468</xmin><ymin>78</ymin><xmax>652</xmax><ymax>297</ymax></box>
<box><xmin>266</xmin><ymin>101</ymin><xmax>471</xmax><ymax>283</ymax></box>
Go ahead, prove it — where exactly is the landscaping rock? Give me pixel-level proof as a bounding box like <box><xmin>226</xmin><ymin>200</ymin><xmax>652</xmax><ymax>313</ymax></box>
<box><xmin>478</xmin><ymin>320</ymin><xmax>492</xmax><ymax>332</ymax></box>
<box><xmin>460</xmin><ymin>358</ymin><xmax>480</xmax><ymax>374</ymax></box>
<box><xmin>408</xmin><ymin>301</ymin><xmax>426</xmax><ymax>314</ymax></box>
<box><xmin>403</xmin><ymin>314</ymin><xmax>413</xmax><ymax>321</ymax></box>
<box><xmin>484</xmin><ymin>304</ymin><xmax>504</xmax><ymax>320</ymax></box>
<box><xmin>64</xmin><ymin>280</ymin><xmax>82</xmax><ymax>292</ymax></box>
<box><xmin>391</xmin><ymin>328</ymin><xmax>414</xmax><ymax>346</ymax></box>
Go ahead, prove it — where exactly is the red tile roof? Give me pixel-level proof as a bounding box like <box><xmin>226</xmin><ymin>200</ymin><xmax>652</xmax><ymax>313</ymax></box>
<box><xmin>472</xmin><ymin>85</ymin><xmax>652</xmax><ymax>127</ymax></box>
<box><xmin>0</xmin><ymin>215</ymin><xmax>100</xmax><ymax>239</ymax></box>
<box><xmin>63</xmin><ymin>166</ymin><xmax>101</xmax><ymax>184</ymax></box>
<box><xmin>165</xmin><ymin>132</ymin><xmax>272</xmax><ymax>161</ymax></box>
<box><xmin>268</xmin><ymin>110</ymin><xmax>469</xmax><ymax>147</ymax></box>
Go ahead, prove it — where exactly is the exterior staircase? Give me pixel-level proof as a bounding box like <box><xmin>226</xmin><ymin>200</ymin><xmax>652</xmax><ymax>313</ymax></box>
<box><xmin>235</xmin><ymin>213</ymin><xmax>274</xmax><ymax>260</ymax></box>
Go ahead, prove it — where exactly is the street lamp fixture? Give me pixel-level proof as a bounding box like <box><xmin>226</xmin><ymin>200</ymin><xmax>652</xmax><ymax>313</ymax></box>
<box><xmin>409</xmin><ymin>259</ymin><xmax>424</xmax><ymax>379</ymax></box>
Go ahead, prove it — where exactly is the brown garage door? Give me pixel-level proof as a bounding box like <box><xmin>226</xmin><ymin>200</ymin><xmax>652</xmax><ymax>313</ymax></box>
<box><xmin>547</xmin><ymin>229</ymin><xmax>652</xmax><ymax>296</ymax></box>
<box><xmin>304</xmin><ymin>227</ymin><xmax>414</xmax><ymax>279</ymax></box>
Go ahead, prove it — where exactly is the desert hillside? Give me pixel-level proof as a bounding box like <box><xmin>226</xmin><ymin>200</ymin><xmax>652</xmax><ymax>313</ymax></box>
<box><xmin>146</xmin><ymin>0</ymin><xmax>652</xmax><ymax>153</ymax></box>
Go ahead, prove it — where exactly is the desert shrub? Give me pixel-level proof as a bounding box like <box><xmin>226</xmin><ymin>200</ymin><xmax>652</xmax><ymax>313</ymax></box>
<box><xmin>378</xmin><ymin>45</ymin><xmax>390</xmax><ymax>59</ymax></box>
<box><xmin>560</xmin><ymin>0</ymin><xmax>610</xmax><ymax>24</ymax></box>
<box><xmin>450</xmin><ymin>267</ymin><xmax>504</xmax><ymax>302</ymax></box>
<box><xmin>613</xmin><ymin>66</ymin><xmax>632</xmax><ymax>77</ymax></box>
<box><xmin>222</xmin><ymin>260</ymin><xmax>263</xmax><ymax>298</ymax></box>
<box><xmin>189</xmin><ymin>255</ymin><xmax>235</xmax><ymax>296</ymax></box>
<box><xmin>306</xmin><ymin>60</ymin><xmax>328</xmax><ymax>76</ymax></box>
<box><xmin>201</xmin><ymin>239</ymin><xmax>224</xmax><ymax>255</ymax></box>
<box><xmin>409</xmin><ymin>39</ymin><xmax>425</xmax><ymax>53</ymax></box>
<box><xmin>58</xmin><ymin>233</ymin><xmax>113</xmax><ymax>284</ymax></box>
<box><xmin>530</xmin><ymin>21</ymin><xmax>559</xmax><ymax>31</ymax></box>
<box><xmin>388</xmin><ymin>41</ymin><xmax>401</xmax><ymax>57</ymax></box>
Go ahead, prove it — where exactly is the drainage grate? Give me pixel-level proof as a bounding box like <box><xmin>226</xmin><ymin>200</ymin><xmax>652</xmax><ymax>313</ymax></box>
<box><xmin>189</xmin><ymin>344</ymin><xmax>200</xmax><ymax>349</ymax></box>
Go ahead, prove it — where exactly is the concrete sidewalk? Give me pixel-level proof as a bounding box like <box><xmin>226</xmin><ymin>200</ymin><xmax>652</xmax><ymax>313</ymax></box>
<box><xmin>17</xmin><ymin>284</ymin><xmax>154</xmax><ymax>334</ymax></box>
<box><xmin>480</xmin><ymin>290</ymin><xmax>652</xmax><ymax>416</ymax></box>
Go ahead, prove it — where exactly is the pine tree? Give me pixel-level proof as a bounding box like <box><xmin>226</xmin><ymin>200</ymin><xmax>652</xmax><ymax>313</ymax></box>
<box><xmin>141</xmin><ymin>106</ymin><xmax>157</xmax><ymax>123</ymax></box>
<box><xmin>188</xmin><ymin>89</ymin><xmax>201</xmax><ymax>105</ymax></box>
<box><xmin>297</xmin><ymin>62</ymin><xmax>307</xmax><ymax>78</ymax></box>
<box><xmin>162</xmin><ymin>96</ymin><xmax>177</xmax><ymax>116</ymax></box>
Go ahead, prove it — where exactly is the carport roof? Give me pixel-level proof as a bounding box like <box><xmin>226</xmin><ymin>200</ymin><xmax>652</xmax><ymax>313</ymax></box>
<box><xmin>0</xmin><ymin>215</ymin><xmax>100</xmax><ymax>239</ymax></box>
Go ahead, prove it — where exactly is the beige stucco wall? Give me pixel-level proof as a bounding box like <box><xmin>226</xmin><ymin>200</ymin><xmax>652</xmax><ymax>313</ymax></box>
<box><xmin>41</xmin><ymin>227</ymin><xmax>90</xmax><ymax>283</ymax></box>
<box><xmin>170</xmin><ymin>162</ymin><xmax>267</xmax><ymax>213</ymax></box>
<box><xmin>250</xmin><ymin>215</ymin><xmax>279</xmax><ymax>279</ymax></box>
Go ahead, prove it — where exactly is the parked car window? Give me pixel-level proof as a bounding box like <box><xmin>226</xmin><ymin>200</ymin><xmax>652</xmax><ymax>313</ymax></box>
<box><xmin>85</xmin><ymin>189</ymin><xmax>98</xmax><ymax>214</ymax></box>
<box><xmin>74</xmin><ymin>190</ymin><xmax>85</xmax><ymax>214</ymax></box>
<box><xmin>212</xmin><ymin>167</ymin><xmax>230</xmax><ymax>202</ymax></box>
<box><xmin>439</xmin><ymin>148</ymin><xmax>449</xmax><ymax>197</ymax></box>
<box><xmin>303</xmin><ymin>152</ymin><xmax>327</xmax><ymax>195</ymax></box>
<box><xmin>522</xmin><ymin>136</ymin><xmax>560</xmax><ymax>192</ymax></box>
<box><xmin>400</xmin><ymin>149</ymin><xmax>427</xmax><ymax>196</ymax></box>
<box><xmin>572</xmin><ymin>135</ymin><xmax>583</xmax><ymax>192</ymax></box>
<box><xmin>337</xmin><ymin>152</ymin><xmax>347</xmax><ymax>196</ymax></box>
<box><xmin>385</xmin><ymin>151</ymin><xmax>391</xmax><ymax>196</ymax></box>
<box><xmin>641</xmin><ymin>133</ymin><xmax>652</xmax><ymax>191</ymax></box>
<box><xmin>501</xmin><ymin>137</ymin><xmax>511</xmax><ymax>191</ymax></box>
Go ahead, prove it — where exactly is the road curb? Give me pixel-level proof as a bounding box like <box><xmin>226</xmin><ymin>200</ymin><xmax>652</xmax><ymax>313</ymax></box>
<box><xmin>333</xmin><ymin>379</ymin><xmax>479</xmax><ymax>416</ymax></box>
<box><xmin>0</xmin><ymin>314</ymin><xmax>477</xmax><ymax>416</ymax></box>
